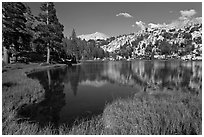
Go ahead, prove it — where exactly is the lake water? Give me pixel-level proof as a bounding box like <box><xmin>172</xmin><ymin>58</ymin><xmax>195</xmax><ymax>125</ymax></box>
<box><xmin>25</xmin><ymin>60</ymin><xmax>202</xmax><ymax>127</ymax></box>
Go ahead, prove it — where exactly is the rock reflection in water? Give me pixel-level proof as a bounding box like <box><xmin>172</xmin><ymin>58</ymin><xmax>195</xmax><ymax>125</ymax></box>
<box><xmin>18</xmin><ymin>60</ymin><xmax>202</xmax><ymax>128</ymax></box>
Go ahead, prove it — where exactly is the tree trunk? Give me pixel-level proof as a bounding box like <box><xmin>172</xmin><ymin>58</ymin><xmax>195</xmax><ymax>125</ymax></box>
<box><xmin>3</xmin><ymin>46</ymin><xmax>9</xmax><ymax>64</ymax></box>
<box><xmin>151</xmin><ymin>50</ymin><xmax>155</xmax><ymax>60</ymax></box>
<box><xmin>13</xmin><ymin>43</ymin><xmax>18</xmax><ymax>63</ymax></box>
<box><xmin>47</xmin><ymin>69</ymin><xmax>51</xmax><ymax>89</ymax></box>
<box><xmin>46</xmin><ymin>2</ymin><xmax>50</xmax><ymax>64</ymax></box>
<box><xmin>15</xmin><ymin>52</ymin><xmax>18</xmax><ymax>62</ymax></box>
<box><xmin>75</xmin><ymin>53</ymin><xmax>78</xmax><ymax>63</ymax></box>
<box><xmin>46</xmin><ymin>45</ymin><xmax>50</xmax><ymax>64</ymax></box>
<box><xmin>14</xmin><ymin>51</ymin><xmax>18</xmax><ymax>62</ymax></box>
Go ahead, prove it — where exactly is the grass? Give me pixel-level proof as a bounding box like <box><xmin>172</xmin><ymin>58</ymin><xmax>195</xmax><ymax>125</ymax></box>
<box><xmin>2</xmin><ymin>63</ymin><xmax>202</xmax><ymax>135</ymax></box>
<box><xmin>2</xmin><ymin>63</ymin><xmax>66</xmax><ymax>134</ymax></box>
<box><xmin>103</xmin><ymin>90</ymin><xmax>202</xmax><ymax>135</ymax></box>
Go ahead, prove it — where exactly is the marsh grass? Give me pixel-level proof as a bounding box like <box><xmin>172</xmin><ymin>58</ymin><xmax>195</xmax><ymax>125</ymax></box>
<box><xmin>2</xmin><ymin>63</ymin><xmax>202</xmax><ymax>135</ymax></box>
<box><xmin>103</xmin><ymin>90</ymin><xmax>202</xmax><ymax>135</ymax></box>
<box><xmin>2</xmin><ymin>63</ymin><xmax>46</xmax><ymax>135</ymax></box>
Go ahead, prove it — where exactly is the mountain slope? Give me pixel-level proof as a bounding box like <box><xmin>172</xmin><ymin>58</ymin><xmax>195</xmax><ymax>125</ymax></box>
<box><xmin>101</xmin><ymin>18</ymin><xmax>202</xmax><ymax>60</ymax></box>
<box><xmin>78</xmin><ymin>32</ymin><xmax>109</xmax><ymax>41</ymax></box>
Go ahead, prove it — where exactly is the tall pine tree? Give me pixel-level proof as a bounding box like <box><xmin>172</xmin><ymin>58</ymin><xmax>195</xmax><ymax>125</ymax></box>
<box><xmin>24</xmin><ymin>4</ymin><xmax>39</xmax><ymax>52</ymax></box>
<box><xmin>36</xmin><ymin>2</ymin><xmax>64</xmax><ymax>63</ymax></box>
<box><xmin>70</xmin><ymin>29</ymin><xmax>80</xmax><ymax>61</ymax></box>
<box><xmin>2</xmin><ymin>2</ymin><xmax>29</xmax><ymax>64</ymax></box>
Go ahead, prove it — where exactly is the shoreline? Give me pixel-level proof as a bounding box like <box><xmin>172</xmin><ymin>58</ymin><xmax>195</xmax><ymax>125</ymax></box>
<box><xmin>81</xmin><ymin>58</ymin><xmax>202</xmax><ymax>62</ymax></box>
<box><xmin>2</xmin><ymin>62</ymin><xmax>202</xmax><ymax>135</ymax></box>
<box><xmin>2</xmin><ymin>63</ymin><xmax>68</xmax><ymax>134</ymax></box>
<box><xmin>25</xmin><ymin>63</ymin><xmax>67</xmax><ymax>74</ymax></box>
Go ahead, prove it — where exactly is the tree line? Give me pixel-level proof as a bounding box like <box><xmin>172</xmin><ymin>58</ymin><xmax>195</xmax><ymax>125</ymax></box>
<box><xmin>63</xmin><ymin>29</ymin><xmax>109</xmax><ymax>62</ymax></box>
<box><xmin>2</xmin><ymin>2</ymin><xmax>108</xmax><ymax>65</ymax></box>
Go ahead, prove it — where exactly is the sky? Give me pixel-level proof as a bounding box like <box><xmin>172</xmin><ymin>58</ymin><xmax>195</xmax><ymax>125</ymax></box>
<box><xmin>25</xmin><ymin>2</ymin><xmax>202</xmax><ymax>37</ymax></box>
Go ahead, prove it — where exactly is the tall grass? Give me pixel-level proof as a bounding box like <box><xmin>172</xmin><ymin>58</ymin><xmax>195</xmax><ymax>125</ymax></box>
<box><xmin>2</xmin><ymin>64</ymin><xmax>45</xmax><ymax>134</ymax></box>
<box><xmin>103</xmin><ymin>90</ymin><xmax>202</xmax><ymax>135</ymax></box>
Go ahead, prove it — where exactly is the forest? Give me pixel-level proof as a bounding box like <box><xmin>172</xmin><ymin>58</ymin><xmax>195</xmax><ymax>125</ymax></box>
<box><xmin>2</xmin><ymin>2</ymin><xmax>107</xmax><ymax>65</ymax></box>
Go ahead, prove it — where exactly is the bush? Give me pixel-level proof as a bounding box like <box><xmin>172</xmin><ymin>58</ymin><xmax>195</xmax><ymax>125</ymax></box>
<box><xmin>17</xmin><ymin>51</ymin><xmax>45</xmax><ymax>63</ymax></box>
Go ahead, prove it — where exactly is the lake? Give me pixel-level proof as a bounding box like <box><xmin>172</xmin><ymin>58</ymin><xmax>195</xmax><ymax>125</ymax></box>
<box><xmin>25</xmin><ymin>60</ymin><xmax>202</xmax><ymax>127</ymax></box>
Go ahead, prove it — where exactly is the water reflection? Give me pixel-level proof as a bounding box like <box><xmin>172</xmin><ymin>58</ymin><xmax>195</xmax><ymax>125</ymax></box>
<box><xmin>130</xmin><ymin>60</ymin><xmax>202</xmax><ymax>91</ymax></box>
<box><xmin>17</xmin><ymin>68</ymin><xmax>67</xmax><ymax>128</ymax></box>
<box><xmin>18</xmin><ymin>60</ymin><xmax>202</xmax><ymax>128</ymax></box>
<box><xmin>68</xmin><ymin>66</ymin><xmax>81</xmax><ymax>96</ymax></box>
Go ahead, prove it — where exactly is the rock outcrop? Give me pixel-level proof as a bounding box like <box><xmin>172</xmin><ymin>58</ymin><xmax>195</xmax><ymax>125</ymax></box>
<box><xmin>101</xmin><ymin>18</ymin><xmax>202</xmax><ymax>60</ymax></box>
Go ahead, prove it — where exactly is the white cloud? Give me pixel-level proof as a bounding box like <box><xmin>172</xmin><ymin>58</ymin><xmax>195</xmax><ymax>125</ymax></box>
<box><xmin>180</xmin><ymin>9</ymin><xmax>196</xmax><ymax>19</ymax></box>
<box><xmin>168</xmin><ymin>20</ymin><xmax>183</xmax><ymax>28</ymax></box>
<box><xmin>135</xmin><ymin>21</ymin><xmax>146</xmax><ymax>30</ymax></box>
<box><xmin>169</xmin><ymin>16</ymin><xmax>202</xmax><ymax>29</ymax></box>
<box><xmin>132</xmin><ymin>9</ymin><xmax>200</xmax><ymax>31</ymax></box>
<box><xmin>148</xmin><ymin>23</ymin><xmax>168</xmax><ymax>29</ymax></box>
<box><xmin>116</xmin><ymin>12</ymin><xmax>133</xmax><ymax>18</ymax></box>
<box><xmin>148</xmin><ymin>23</ymin><xmax>161</xmax><ymax>28</ymax></box>
<box><xmin>179</xmin><ymin>16</ymin><xmax>189</xmax><ymax>20</ymax></box>
<box><xmin>194</xmin><ymin>17</ymin><xmax>202</xmax><ymax>23</ymax></box>
<box><xmin>148</xmin><ymin>9</ymin><xmax>199</xmax><ymax>29</ymax></box>
<box><xmin>167</xmin><ymin>9</ymin><xmax>199</xmax><ymax>28</ymax></box>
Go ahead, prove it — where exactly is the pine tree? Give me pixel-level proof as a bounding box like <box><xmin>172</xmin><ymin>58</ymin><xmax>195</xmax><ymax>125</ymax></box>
<box><xmin>160</xmin><ymin>39</ymin><xmax>171</xmax><ymax>57</ymax></box>
<box><xmin>71</xmin><ymin>28</ymin><xmax>77</xmax><ymax>40</ymax></box>
<box><xmin>36</xmin><ymin>2</ymin><xmax>64</xmax><ymax>63</ymax></box>
<box><xmin>2</xmin><ymin>2</ymin><xmax>29</xmax><ymax>64</ymax></box>
<box><xmin>24</xmin><ymin>4</ymin><xmax>39</xmax><ymax>52</ymax></box>
<box><xmin>70</xmin><ymin>29</ymin><xmax>80</xmax><ymax>61</ymax></box>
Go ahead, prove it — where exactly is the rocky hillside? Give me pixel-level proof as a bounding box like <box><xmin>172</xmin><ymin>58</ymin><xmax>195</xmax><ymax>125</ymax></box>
<box><xmin>102</xmin><ymin>18</ymin><xmax>202</xmax><ymax>60</ymax></box>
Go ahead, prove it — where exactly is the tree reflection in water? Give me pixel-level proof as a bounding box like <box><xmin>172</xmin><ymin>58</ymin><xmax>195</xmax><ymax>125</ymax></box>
<box><xmin>17</xmin><ymin>68</ymin><xmax>67</xmax><ymax>129</ymax></box>
<box><xmin>68</xmin><ymin>66</ymin><xmax>80</xmax><ymax>96</ymax></box>
<box><xmin>17</xmin><ymin>60</ymin><xmax>202</xmax><ymax>129</ymax></box>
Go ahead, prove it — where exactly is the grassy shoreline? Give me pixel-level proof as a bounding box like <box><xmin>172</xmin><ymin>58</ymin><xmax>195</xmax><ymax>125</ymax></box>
<box><xmin>2</xmin><ymin>63</ymin><xmax>202</xmax><ymax>135</ymax></box>
<box><xmin>2</xmin><ymin>63</ymin><xmax>66</xmax><ymax>134</ymax></box>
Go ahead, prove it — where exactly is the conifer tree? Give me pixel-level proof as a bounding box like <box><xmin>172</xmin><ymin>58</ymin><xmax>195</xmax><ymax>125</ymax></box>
<box><xmin>36</xmin><ymin>2</ymin><xmax>64</xmax><ymax>63</ymax></box>
<box><xmin>2</xmin><ymin>2</ymin><xmax>28</xmax><ymax>64</ymax></box>
<box><xmin>70</xmin><ymin>29</ymin><xmax>80</xmax><ymax>61</ymax></box>
<box><xmin>24</xmin><ymin>4</ymin><xmax>39</xmax><ymax>52</ymax></box>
